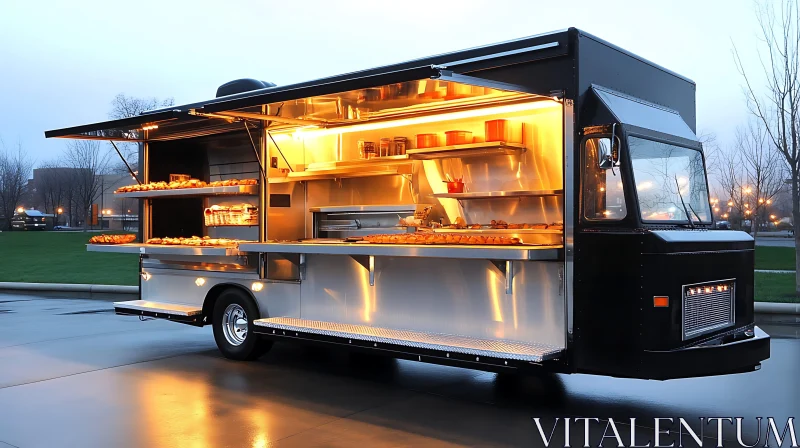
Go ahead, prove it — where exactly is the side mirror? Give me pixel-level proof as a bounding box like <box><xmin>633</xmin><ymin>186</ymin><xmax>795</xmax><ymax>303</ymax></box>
<box><xmin>596</xmin><ymin>124</ymin><xmax>621</xmax><ymax>170</ymax></box>
<box><xmin>592</xmin><ymin>136</ymin><xmax>621</xmax><ymax>170</ymax></box>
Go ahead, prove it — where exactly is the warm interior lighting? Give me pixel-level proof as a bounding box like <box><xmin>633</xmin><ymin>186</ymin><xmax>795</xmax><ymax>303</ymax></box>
<box><xmin>653</xmin><ymin>296</ymin><xmax>669</xmax><ymax>307</ymax></box>
<box><xmin>141</xmin><ymin>272</ymin><xmax>152</xmax><ymax>281</ymax></box>
<box><xmin>142</xmin><ymin>124</ymin><xmax>159</xmax><ymax>131</ymax></box>
<box><xmin>195</xmin><ymin>277</ymin><xmax>206</xmax><ymax>287</ymax></box>
<box><xmin>270</xmin><ymin>99</ymin><xmax>560</xmax><ymax>141</ymax></box>
<box><xmin>251</xmin><ymin>282</ymin><xmax>264</xmax><ymax>292</ymax></box>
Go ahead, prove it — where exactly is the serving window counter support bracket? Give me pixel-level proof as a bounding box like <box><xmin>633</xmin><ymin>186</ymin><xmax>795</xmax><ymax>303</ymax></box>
<box><xmin>44</xmin><ymin>27</ymin><xmax>769</xmax><ymax>380</ymax></box>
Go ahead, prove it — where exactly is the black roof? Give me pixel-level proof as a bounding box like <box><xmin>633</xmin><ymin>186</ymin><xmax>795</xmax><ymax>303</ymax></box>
<box><xmin>46</xmin><ymin>28</ymin><xmax>694</xmax><ymax>139</ymax></box>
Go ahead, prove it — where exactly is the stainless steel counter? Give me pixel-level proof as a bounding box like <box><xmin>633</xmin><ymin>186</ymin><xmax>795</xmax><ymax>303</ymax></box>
<box><xmin>87</xmin><ymin>244</ymin><xmax>242</xmax><ymax>256</ymax></box>
<box><xmin>238</xmin><ymin>241</ymin><xmax>561</xmax><ymax>261</ymax></box>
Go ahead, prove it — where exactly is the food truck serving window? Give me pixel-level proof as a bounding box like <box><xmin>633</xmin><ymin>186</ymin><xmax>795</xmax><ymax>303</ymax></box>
<box><xmin>628</xmin><ymin>137</ymin><xmax>711</xmax><ymax>223</ymax></box>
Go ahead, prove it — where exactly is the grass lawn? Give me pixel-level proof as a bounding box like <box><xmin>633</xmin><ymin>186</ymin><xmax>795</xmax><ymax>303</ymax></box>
<box><xmin>754</xmin><ymin>246</ymin><xmax>795</xmax><ymax>270</ymax></box>
<box><xmin>0</xmin><ymin>230</ymin><xmax>138</xmax><ymax>285</ymax></box>
<box><xmin>755</xmin><ymin>272</ymin><xmax>800</xmax><ymax>303</ymax></box>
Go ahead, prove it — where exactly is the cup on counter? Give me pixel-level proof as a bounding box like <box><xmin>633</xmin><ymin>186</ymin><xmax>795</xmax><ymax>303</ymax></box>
<box><xmin>446</xmin><ymin>179</ymin><xmax>465</xmax><ymax>193</ymax></box>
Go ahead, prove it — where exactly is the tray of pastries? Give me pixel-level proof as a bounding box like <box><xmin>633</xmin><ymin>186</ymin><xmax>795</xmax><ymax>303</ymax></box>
<box><xmin>362</xmin><ymin>233</ymin><xmax>522</xmax><ymax>245</ymax></box>
<box><xmin>145</xmin><ymin>236</ymin><xmax>241</xmax><ymax>247</ymax></box>
<box><xmin>89</xmin><ymin>234</ymin><xmax>137</xmax><ymax>244</ymax></box>
<box><xmin>115</xmin><ymin>178</ymin><xmax>257</xmax><ymax>193</ymax></box>
<box><xmin>441</xmin><ymin>218</ymin><xmax>563</xmax><ymax>231</ymax></box>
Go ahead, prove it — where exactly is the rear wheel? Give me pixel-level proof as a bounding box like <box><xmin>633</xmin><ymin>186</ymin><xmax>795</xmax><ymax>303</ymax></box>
<box><xmin>212</xmin><ymin>288</ymin><xmax>272</xmax><ymax>361</ymax></box>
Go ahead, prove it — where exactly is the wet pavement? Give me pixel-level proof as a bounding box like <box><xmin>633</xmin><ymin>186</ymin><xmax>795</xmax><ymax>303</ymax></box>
<box><xmin>0</xmin><ymin>294</ymin><xmax>797</xmax><ymax>448</ymax></box>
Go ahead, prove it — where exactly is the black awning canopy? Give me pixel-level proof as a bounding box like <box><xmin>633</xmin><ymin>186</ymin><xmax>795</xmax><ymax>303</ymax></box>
<box><xmin>200</xmin><ymin>65</ymin><xmax>552</xmax><ymax>132</ymax></box>
<box><xmin>44</xmin><ymin>110</ymin><xmax>245</xmax><ymax>142</ymax></box>
<box><xmin>45</xmin><ymin>110</ymin><xmax>186</xmax><ymax>141</ymax></box>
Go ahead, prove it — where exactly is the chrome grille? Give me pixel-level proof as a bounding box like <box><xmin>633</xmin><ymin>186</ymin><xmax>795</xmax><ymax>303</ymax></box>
<box><xmin>683</xmin><ymin>280</ymin><xmax>735</xmax><ymax>340</ymax></box>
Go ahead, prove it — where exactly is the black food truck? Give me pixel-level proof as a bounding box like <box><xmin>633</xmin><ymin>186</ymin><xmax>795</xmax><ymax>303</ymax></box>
<box><xmin>45</xmin><ymin>28</ymin><xmax>769</xmax><ymax>380</ymax></box>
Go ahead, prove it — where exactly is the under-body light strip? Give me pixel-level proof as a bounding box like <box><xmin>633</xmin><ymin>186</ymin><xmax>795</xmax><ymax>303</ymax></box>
<box><xmin>271</xmin><ymin>99</ymin><xmax>560</xmax><ymax>141</ymax></box>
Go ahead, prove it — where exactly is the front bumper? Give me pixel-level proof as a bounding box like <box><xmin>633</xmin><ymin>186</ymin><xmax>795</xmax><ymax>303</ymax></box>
<box><xmin>639</xmin><ymin>326</ymin><xmax>770</xmax><ymax>380</ymax></box>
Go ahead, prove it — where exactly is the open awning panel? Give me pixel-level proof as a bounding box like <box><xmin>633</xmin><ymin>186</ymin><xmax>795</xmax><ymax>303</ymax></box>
<box><xmin>592</xmin><ymin>85</ymin><xmax>698</xmax><ymax>142</ymax></box>
<box><xmin>200</xmin><ymin>65</ymin><xmax>553</xmax><ymax>132</ymax></box>
<box><xmin>46</xmin><ymin>65</ymin><xmax>556</xmax><ymax>142</ymax></box>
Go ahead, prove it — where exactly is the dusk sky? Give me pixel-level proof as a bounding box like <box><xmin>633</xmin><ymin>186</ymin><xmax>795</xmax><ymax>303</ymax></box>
<box><xmin>1</xmin><ymin>0</ymin><xmax>765</xmax><ymax>163</ymax></box>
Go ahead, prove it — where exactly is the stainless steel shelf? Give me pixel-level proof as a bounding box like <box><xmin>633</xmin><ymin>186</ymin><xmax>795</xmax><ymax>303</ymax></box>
<box><xmin>269</xmin><ymin>163</ymin><xmax>412</xmax><ymax>184</ymax></box>
<box><xmin>114</xmin><ymin>185</ymin><xmax>258</xmax><ymax>198</ymax></box>
<box><xmin>406</xmin><ymin>141</ymin><xmax>525</xmax><ymax>160</ymax></box>
<box><xmin>310</xmin><ymin>204</ymin><xmax>421</xmax><ymax>213</ymax></box>
<box><xmin>431</xmin><ymin>189</ymin><xmax>563</xmax><ymax>199</ymax></box>
<box><xmin>87</xmin><ymin>243</ymin><xmax>242</xmax><ymax>256</ymax></box>
<box><xmin>238</xmin><ymin>241</ymin><xmax>561</xmax><ymax>261</ymax></box>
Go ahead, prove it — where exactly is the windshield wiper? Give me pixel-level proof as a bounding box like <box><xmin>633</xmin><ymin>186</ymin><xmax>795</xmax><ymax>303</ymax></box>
<box><xmin>674</xmin><ymin>176</ymin><xmax>695</xmax><ymax>229</ymax></box>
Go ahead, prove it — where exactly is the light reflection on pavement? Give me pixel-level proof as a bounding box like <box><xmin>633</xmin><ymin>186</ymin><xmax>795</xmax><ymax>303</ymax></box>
<box><xmin>0</xmin><ymin>295</ymin><xmax>796</xmax><ymax>447</ymax></box>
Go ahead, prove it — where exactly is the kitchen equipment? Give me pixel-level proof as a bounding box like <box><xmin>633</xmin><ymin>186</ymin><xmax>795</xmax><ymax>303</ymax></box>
<box><xmin>445</xmin><ymin>131</ymin><xmax>472</xmax><ymax>145</ymax></box>
<box><xmin>485</xmin><ymin>119</ymin><xmax>508</xmax><ymax>142</ymax></box>
<box><xmin>416</xmin><ymin>133</ymin><xmax>439</xmax><ymax>148</ymax></box>
<box><xmin>485</xmin><ymin>119</ymin><xmax>523</xmax><ymax>143</ymax></box>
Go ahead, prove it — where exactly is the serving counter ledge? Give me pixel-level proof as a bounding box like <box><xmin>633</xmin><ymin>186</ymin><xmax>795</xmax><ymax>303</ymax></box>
<box><xmin>87</xmin><ymin>244</ymin><xmax>242</xmax><ymax>256</ymax></box>
<box><xmin>238</xmin><ymin>241</ymin><xmax>562</xmax><ymax>261</ymax></box>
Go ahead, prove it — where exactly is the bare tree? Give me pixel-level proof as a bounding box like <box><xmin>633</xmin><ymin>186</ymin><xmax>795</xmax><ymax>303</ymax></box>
<box><xmin>717</xmin><ymin>123</ymin><xmax>785</xmax><ymax>233</ymax></box>
<box><xmin>33</xmin><ymin>162</ymin><xmax>74</xmax><ymax>225</ymax></box>
<box><xmin>108</xmin><ymin>94</ymin><xmax>174</xmax><ymax>169</ymax></box>
<box><xmin>739</xmin><ymin>122</ymin><xmax>785</xmax><ymax>233</ymax></box>
<box><xmin>63</xmin><ymin>140</ymin><xmax>111</xmax><ymax>230</ymax></box>
<box><xmin>0</xmin><ymin>139</ymin><xmax>34</xmax><ymax>230</ymax></box>
<box><xmin>734</xmin><ymin>0</ymin><xmax>800</xmax><ymax>292</ymax></box>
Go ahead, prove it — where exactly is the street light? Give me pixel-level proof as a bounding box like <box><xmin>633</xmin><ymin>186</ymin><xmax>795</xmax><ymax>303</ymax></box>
<box><xmin>744</xmin><ymin>187</ymin><xmax>752</xmax><ymax>194</ymax></box>
<box><xmin>16</xmin><ymin>206</ymin><xmax>23</xmax><ymax>213</ymax></box>
<box><xmin>714</xmin><ymin>207</ymin><xmax>719</xmax><ymax>212</ymax></box>
<box><xmin>770</xmin><ymin>214</ymin><xmax>777</xmax><ymax>220</ymax></box>
<box><xmin>767</xmin><ymin>199</ymin><xmax>772</xmax><ymax>205</ymax></box>
<box><xmin>728</xmin><ymin>201</ymin><xmax>734</xmax><ymax>207</ymax></box>
<box><xmin>758</xmin><ymin>198</ymin><xmax>764</xmax><ymax>204</ymax></box>
<box><xmin>723</xmin><ymin>213</ymin><xmax>729</xmax><ymax>218</ymax></box>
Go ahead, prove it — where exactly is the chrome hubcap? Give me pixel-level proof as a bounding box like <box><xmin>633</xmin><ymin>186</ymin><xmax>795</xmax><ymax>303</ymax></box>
<box><xmin>222</xmin><ymin>304</ymin><xmax>248</xmax><ymax>346</ymax></box>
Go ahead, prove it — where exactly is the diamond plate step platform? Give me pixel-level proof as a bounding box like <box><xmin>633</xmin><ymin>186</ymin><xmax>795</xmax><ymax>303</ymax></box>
<box><xmin>254</xmin><ymin>317</ymin><xmax>563</xmax><ymax>362</ymax></box>
<box><xmin>114</xmin><ymin>300</ymin><xmax>203</xmax><ymax>325</ymax></box>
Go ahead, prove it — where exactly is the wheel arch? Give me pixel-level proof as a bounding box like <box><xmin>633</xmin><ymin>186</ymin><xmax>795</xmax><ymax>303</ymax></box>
<box><xmin>202</xmin><ymin>282</ymin><xmax>261</xmax><ymax>326</ymax></box>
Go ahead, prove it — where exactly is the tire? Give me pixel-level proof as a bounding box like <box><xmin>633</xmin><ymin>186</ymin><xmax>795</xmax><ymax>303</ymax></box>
<box><xmin>212</xmin><ymin>288</ymin><xmax>272</xmax><ymax>361</ymax></box>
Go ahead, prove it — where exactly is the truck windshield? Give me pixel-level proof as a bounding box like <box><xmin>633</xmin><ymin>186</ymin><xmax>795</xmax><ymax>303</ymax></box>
<box><xmin>628</xmin><ymin>137</ymin><xmax>711</xmax><ymax>223</ymax></box>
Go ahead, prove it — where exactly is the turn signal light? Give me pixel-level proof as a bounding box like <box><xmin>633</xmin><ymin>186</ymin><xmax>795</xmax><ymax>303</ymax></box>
<box><xmin>653</xmin><ymin>296</ymin><xmax>669</xmax><ymax>307</ymax></box>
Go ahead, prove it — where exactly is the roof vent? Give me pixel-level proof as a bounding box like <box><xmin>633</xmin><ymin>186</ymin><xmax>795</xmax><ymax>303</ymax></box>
<box><xmin>216</xmin><ymin>79</ymin><xmax>276</xmax><ymax>98</ymax></box>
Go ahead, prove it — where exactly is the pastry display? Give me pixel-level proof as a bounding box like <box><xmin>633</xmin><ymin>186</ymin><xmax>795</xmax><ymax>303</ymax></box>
<box><xmin>363</xmin><ymin>233</ymin><xmax>522</xmax><ymax>246</ymax></box>
<box><xmin>441</xmin><ymin>219</ymin><xmax>562</xmax><ymax>230</ymax></box>
<box><xmin>115</xmin><ymin>178</ymin><xmax>257</xmax><ymax>193</ymax></box>
<box><xmin>89</xmin><ymin>234</ymin><xmax>137</xmax><ymax>244</ymax></box>
<box><xmin>204</xmin><ymin>204</ymin><xmax>258</xmax><ymax>226</ymax></box>
<box><xmin>145</xmin><ymin>236</ymin><xmax>241</xmax><ymax>247</ymax></box>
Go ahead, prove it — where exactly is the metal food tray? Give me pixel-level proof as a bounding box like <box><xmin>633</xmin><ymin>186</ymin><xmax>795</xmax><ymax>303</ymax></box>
<box><xmin>87</xmin><ymin>243</ymin><xmax>242</xmax><ymax>256</ymax></box>
<box><xmin>238</xmin><ymin>241</ymin><xmax>561</xmax><ymax>261</ymax></box>
<box><xmin>113</xmin><ymin>185</ymin><xmax>258</xmax><ymax>198</ymax></box>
